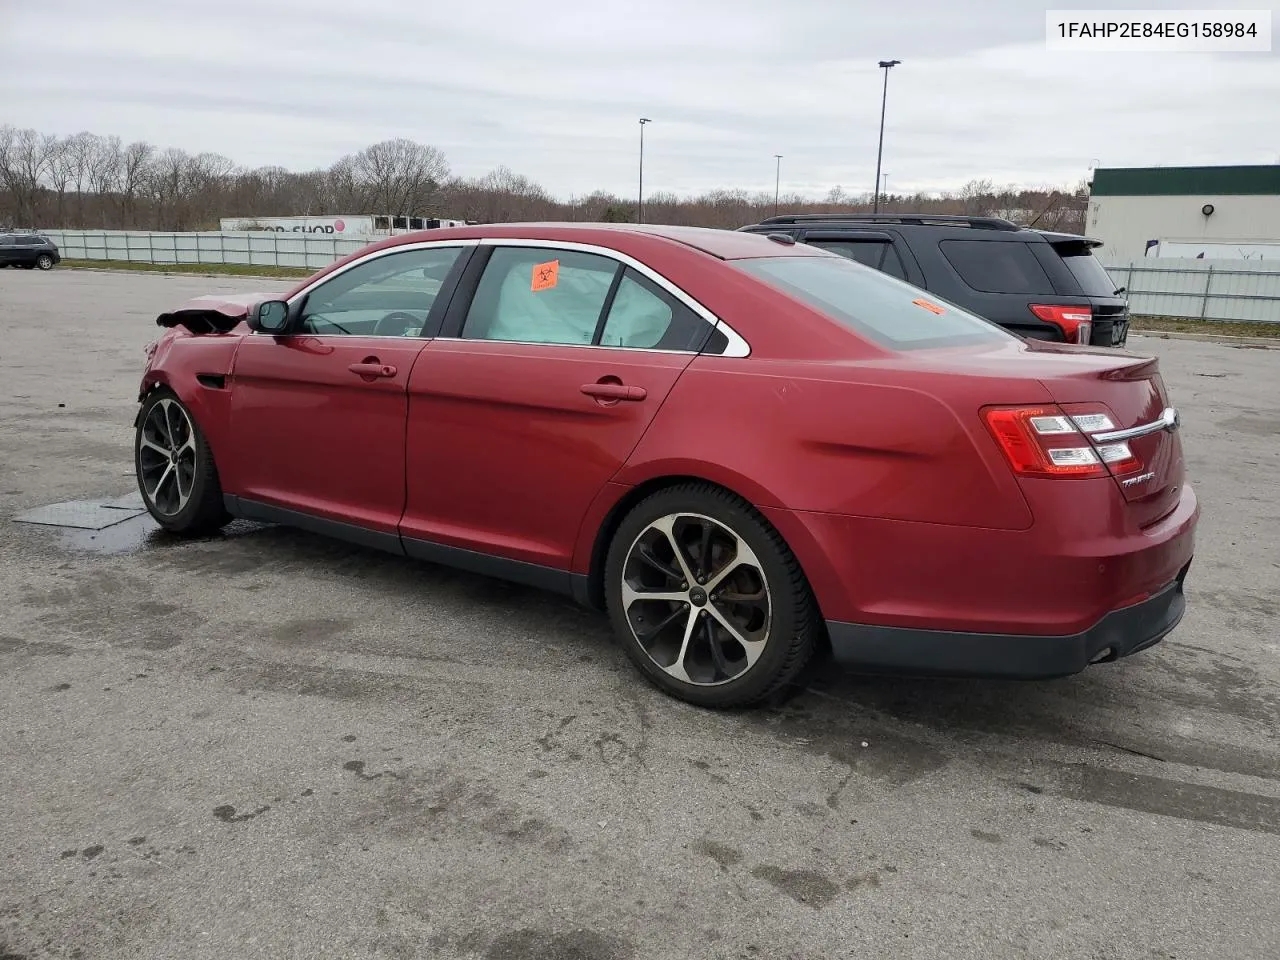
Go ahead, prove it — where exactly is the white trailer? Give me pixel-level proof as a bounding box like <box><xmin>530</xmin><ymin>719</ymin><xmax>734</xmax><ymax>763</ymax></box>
<box><xmin>218</xmin><ymin>215</ymin><xmax>470</xmax><ymax>236</ymax></box>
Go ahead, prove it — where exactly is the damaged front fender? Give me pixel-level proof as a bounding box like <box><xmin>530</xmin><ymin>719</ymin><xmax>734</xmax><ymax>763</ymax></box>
<box><xmin>156</xmin><ymin>292</ymin><xmax>273</xmax><ymax>335</ymax></box>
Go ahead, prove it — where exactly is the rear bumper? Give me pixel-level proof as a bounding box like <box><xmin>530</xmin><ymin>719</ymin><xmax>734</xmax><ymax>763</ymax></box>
<box><xmin>825</xmin><ymin>560</ymin><xmax>1190</xmax><ymax>679</ymax></box>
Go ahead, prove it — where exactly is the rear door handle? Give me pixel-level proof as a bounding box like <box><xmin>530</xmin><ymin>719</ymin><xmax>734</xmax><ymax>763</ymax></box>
<box><xmin>581</xmin><ymin>382</ymin><xmax>647</xmax><ymax>402</ymax></box>
<box><xmin>349</xmin><ymin>361</ymin><xmax>397</xmax><ymax>378</ymax></box>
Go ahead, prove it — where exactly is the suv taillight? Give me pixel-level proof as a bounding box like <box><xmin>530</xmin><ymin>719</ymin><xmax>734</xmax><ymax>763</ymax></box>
<box><xmin>1030</xmin><ymin>304</ymin><xmax>1092</xmax><ymax>344</ymax></box>
<box><xmin>982</xmin><ymin>404</ymin><xmax>1144</xmax><ymax>480</ymax></box>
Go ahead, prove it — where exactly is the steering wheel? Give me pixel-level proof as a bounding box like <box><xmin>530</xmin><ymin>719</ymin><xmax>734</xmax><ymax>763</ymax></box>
<box><xmin>373</xmin><ymin>311</ymin><xmax>423</xmax><ymax>337</ymax></box>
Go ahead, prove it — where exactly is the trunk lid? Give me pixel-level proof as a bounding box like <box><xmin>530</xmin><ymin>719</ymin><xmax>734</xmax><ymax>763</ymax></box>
<box><xmin>1027</xmin><ymin>341</ymin><xmax>1185</xmax><ymax>524</ymax></box>
<box><xmin>902</xmin><ymin>338</ymin><xmax>1185</xmax><ymax>526</ymax></box>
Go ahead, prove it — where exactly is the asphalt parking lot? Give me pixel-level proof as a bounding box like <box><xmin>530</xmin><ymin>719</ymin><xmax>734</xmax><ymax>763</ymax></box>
<box><xmin>2</xmin><ymin>268</ymin><xmax>1278</xmax><ymax>960</ymax></box>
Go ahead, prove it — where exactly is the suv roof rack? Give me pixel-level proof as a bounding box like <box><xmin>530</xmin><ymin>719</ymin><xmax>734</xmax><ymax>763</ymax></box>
<box><xmin>749</xmin><ymin>213</ymin><xmax>1024</xmax><ymax>232</ymax></box>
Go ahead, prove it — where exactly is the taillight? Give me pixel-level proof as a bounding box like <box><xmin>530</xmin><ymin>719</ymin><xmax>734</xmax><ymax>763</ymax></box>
<box><xmin>1030</xmin><ymin>304</ymin><xmax>1092</xmax><ymax>344</ymax></box>
<box><xmin>982</xmin><ymin>404</ymin><xmax>1145</xmax><ymax>479</ymax></box>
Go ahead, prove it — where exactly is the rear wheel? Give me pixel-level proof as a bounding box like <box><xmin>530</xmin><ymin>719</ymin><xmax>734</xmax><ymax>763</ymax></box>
<box><xmin>35</xmin><ymin>254</ymin><xmax>54</xmax><ymax>270</ymax></box>
<box><xmin>604</xmin><ymin>483</ymin><xmax>820</xmax><ymax>708</ymax></box>
<box><xmin>135</xmin><ymin>389</ymin><xmax>229</xmax><ymax>536</ymax></box>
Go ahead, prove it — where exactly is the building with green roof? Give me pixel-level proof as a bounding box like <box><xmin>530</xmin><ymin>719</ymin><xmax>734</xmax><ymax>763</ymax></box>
<box><xmin>1086</xmin><ymin>165</ymin><xmax>1280</xmax><ymax>261</ymax></box>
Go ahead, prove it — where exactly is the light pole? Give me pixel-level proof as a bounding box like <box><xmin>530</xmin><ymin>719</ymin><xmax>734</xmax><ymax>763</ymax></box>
<box><xmin>774</xmin><ymin>155</ymin><xmax>783</xmax><ymax>215</ymax></box>
<box><xmin>873</xmin><ymin>59</ymin><xmax>900</xmax><ymax>214</ymax></box>
<box><xmin>638</xmin><ymin>118</ymin><xmax>650</xmax><ymax>223</ymax></box>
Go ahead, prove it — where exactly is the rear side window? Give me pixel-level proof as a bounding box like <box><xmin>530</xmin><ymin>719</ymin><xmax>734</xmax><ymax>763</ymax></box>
<box><xmin>806</xmin><ymin>240</ymin><xmax>907</xmax><ymax>280</ymax></box>
<box><xmin>733</xmin><ymin>255</ymin><xmax>1014</xmax><ymax>351</ymax></box>
<box><xmin>940</xmin><ymin>240</ymin><xmax>1053</xmax><ymax>295</ymax></box>
<box><xmin>464</xmin><ymin>247</ymin><xmax>618</xmax><ymax>345</ymax></box>
<box><xmin>1053</xmin><ymin>242</ymin><xmax>1120</xmax><ymax>296</ymax></box>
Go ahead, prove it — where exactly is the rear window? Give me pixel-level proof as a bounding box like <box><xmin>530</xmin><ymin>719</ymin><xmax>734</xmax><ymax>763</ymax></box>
<box><xmin>1053</xmin><ymin>242</ymin><xmax>1119</xmax><ymax>296</ymax></box>
<box><xmin>940</xmin><ymin>239</ymin><xmax>1054</xmax><ymax>295</ymax></box>
<box><xmin>732</xmin><ymin>255</ymin><xmax>1014</xmax><ymax>351</ymax></box>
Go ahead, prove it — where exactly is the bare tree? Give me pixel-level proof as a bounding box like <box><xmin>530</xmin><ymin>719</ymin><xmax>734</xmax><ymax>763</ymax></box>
<box><xmin>335</xmin><ymin>138</ymin><xmax>450</xmax><ymax>214</ymax></box>
<box><xmin>0</xmin><ymin>126</ymin><xmax>59</xmax><ymax>227</ymax></box>
<box><xmin>118</xmin><ymin>140</ymin><xmax>154</xmax><ymax>227</ymax></box>
<box><xmin>64</xmin><ymin>132</ymin><xmax>101</xmax><ymax>226</ymax></box>
<box><xmin>46</xmin><ymin>136</ymin><xmax>77</xmax><ymax>227</ymax></box>
<box><xmin>0</xmin><ymin>122</ymin><xmax>1094</xmax><ymax>236</ymax></box>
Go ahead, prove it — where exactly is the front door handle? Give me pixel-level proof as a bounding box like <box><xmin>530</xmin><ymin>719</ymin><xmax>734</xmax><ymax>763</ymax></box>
<box><xmin>349</xmin><ymin>361</ymin><xmax>397</xmax><ymax>378</ymax></box>
<box><xmin>581</xmin><ymin>382</ymin><xmax>647</xmax><ymax>402</ymax></box>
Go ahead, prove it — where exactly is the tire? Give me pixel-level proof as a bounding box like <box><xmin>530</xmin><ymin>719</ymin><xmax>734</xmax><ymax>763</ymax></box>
<box><xmin>35</xmin><ymin>254</ymin><xmax>54</xmax><ymax>270</ymax></box>
<box><xmin>135</xmin><ymin>388</ymin><xmax>230</xmax><ymax>536</ymax></box>
<box><xmin>603</xmin><ymin>482</ymin><xmax>820</xmax><ymax>708</ymax></box>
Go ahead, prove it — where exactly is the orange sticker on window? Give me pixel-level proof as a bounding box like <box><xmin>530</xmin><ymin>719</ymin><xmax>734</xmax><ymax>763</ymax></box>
<box><xmin>531</xmin><ymin>259</ymin><xmax>560</xmax><ymax>292</ymax></box>
<box><xmin>912</xmin><ymin>298</ymin><xmax>946</xmax><ymax>315</ymax></box>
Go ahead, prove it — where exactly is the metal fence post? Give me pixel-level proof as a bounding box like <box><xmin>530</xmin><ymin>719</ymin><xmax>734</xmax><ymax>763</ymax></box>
<box><xmin>1199</xmin><ymin>265</ymin><xmax>1214</xmax><ymax>320</ymax></box>
<box><xmin>273</xmin><ymin>231</ymin><xmax>279</xmax><ymax>268</ymax></box>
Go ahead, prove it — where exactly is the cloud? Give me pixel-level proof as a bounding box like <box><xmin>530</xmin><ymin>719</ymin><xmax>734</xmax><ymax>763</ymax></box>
<box><xmin>1</xmin><ymin>0</ymin><xmax>1276</xmax><ymax>199</ymax></box>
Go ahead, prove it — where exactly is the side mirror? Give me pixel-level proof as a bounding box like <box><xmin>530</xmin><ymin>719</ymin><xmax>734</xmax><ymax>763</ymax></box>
<box><xmin>249</xmin><ymin>299</ymin><xmax>290</xmax><ymax>333</ymax></box>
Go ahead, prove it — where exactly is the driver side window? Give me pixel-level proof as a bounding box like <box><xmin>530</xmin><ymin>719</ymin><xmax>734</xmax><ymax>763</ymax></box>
<box><xmin>298</xmin><ymin>246</ymin><xmax>464</xmax><ymax>337</ymax></box>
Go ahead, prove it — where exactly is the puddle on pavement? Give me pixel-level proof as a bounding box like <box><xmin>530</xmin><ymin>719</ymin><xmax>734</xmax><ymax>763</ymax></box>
<box><xmin>13</xmin><ymin>495</ymin><xmax>269</xmax><ymax>555</ymax></box>
<box><xmin>54</xmin><ymin>516</ymin><xmax>269</xmax><ymax>556</ymax></box>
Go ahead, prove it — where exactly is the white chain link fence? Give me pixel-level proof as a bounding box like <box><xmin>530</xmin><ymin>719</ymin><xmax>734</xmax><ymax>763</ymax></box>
<box><xmin>1099</xmin><ymin>257</ymin><xmax>1280</xmax><ymax>324</ymax></box>
<box><xmin>39</xmin><ymin>229</ymin><xmax>371</xmax><ymax>271</ymax></box>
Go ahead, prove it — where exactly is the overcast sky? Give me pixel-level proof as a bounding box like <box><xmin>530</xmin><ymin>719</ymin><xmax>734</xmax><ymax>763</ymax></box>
<box><xmin>2</xmin><ymin>0</ymin><xmax>1277</xmax><ymax>200</ymax></box>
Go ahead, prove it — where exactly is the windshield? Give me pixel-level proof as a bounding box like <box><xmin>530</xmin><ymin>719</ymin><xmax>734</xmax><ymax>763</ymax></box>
<box><xmin>732</xmin><ymin>254</ymin><xmax>1016</xmax><ymax>350</ymax></box>
<box><xmin>1053</xmin><ymin>243</ymin><xmax>1120</xmax><ymax>296</ymax></box>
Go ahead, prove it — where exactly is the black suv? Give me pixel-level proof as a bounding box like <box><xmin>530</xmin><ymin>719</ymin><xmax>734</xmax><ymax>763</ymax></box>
<box><xmin>0</xmin><ymin>233</ymin><xmax>61</xmax><ymax>270</ymax></box>
<box><xmin>738</xmin><ymin>214</ymin><xmax>1129</xmax><ymax>347</ymax></box>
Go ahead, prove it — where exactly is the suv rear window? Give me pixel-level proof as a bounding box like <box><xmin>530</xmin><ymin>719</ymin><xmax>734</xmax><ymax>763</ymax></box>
<box><xmin>1052</xmin><ymin>241</ymin><xmax>1119</xmax><ymax>296</ymax></box>
<box><xmin>733</xmin><ymin>255</ymin><xmax>1014</xmax><ymax>351</ymax></box>
<box><xmin>940</xmin><ymin>239</ymin><xmax>1053</xmax><ymax>295</ymax></box>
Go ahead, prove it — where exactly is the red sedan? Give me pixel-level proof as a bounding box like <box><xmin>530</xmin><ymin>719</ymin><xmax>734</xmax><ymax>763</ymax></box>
<box><xmin>135</xmin><ymin>223</ymin><xmax>1198</xmax><ymax>707</ymax></box>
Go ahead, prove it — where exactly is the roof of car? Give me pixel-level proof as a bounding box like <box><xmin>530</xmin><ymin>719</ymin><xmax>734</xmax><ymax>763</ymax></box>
<box><xmin>371</xmin><ymin>221</ymin><xmax>828</xmax><ymax>261</ymax></box>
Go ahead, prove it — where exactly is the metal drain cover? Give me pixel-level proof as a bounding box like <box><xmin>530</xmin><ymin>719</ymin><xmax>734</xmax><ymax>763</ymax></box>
<box><xmin>13</xmin><ymin>495</ymin><xmax>148</xmax><ymax>531</ymax></box>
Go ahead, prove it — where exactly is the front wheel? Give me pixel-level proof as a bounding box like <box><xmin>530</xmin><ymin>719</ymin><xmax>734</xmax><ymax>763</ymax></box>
<box><xmin>135</xmin><ymin>389</ymin><xmax>230</xmax><ymax>535</ymax></box>
<box><xmin>35</xmin><ymin>254</ymin><xmax>54</xmax><ymax>270</ymax></box>
<box><xmin>604</xmin><ymin>483</ymin><xmax>820</xmax><ymax>708</ymax></box>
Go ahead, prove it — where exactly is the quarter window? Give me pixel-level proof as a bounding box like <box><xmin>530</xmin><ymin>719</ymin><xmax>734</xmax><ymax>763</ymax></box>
<box><xmin>598</xmin><ymin>269</ymin><xmax>714</xmax><ymax>351</ymax></box>
<box><xmin>298</xmin><ymin>246</ymin><xmax>463</xmax><ymax>336</ymax></box>
<box><xmin>940</xmin><ymin>240</ymin><xmax>1054</xmax><ymax>295</ymax></box>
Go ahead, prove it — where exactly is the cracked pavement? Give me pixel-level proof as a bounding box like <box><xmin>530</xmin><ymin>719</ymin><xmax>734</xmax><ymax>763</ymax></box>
<box><xmin>1</xmin><ymin>270</ymin><xmax>1278</xmax><ymax>960</ymax></box>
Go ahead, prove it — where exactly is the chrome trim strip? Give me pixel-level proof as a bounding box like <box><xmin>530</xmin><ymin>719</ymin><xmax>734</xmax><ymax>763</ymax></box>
<box><xmin>284</xmin><ymin>238</ymin><xmax>481</xmax><ymax>304</ymax></box>
<box><xmin>1091</xmin><ymin>407</ymin><xmax>1179</xmax><ymax>444</ymax></box>
<box><xmin>267</xmin><ymin>235</ymin><xmax>752</xmax><ymax>357</ymax></box>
